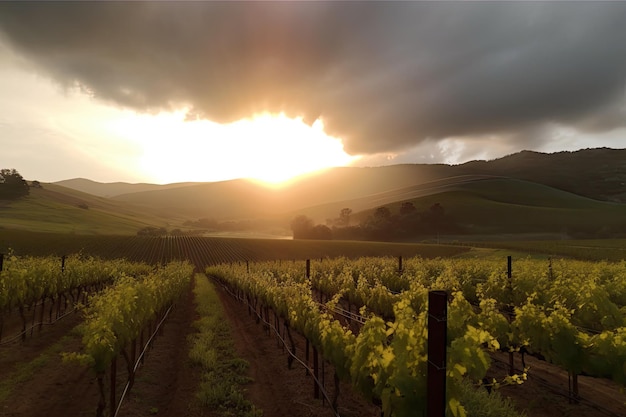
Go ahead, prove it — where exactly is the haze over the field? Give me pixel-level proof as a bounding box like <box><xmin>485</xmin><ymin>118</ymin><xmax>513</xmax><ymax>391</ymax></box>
<box><xmin>1</xmin><ymin>2</ymin><xmax>625</xmax><ymax>183</ymax></box>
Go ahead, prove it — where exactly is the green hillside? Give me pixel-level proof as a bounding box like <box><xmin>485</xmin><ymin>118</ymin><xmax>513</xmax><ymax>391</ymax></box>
<box><xmin>460</xmin><ymin>148</ymin><xmax>626</xmax><ymax>203</ymax></box>
<box><xmin>3</xmin><ymin>148</ymin><xmax>625</xmax><ymax>238</ymax></box>
<box><xmin>105</xmin><ymin>148</ymin><xmax>626</xmax><ymax>223</ymax></box>
<box><xmin>292</xmin><ymin>175</ymin><xmax>496</xmax><ymax>223</ymax></box>
<box><xmin>355</xmin><ymin>178</ymin><xmax>626</xmax><ymax>238</ymax></box>
<box><xmin>54</xmin><ymin>178</ymin><xmax>200</xmax><ymax>197</ymax></box>
<box><xmin>0</xmin><ymin>183</ymin><xmax>172</xmax><ymax>235</ymax></box>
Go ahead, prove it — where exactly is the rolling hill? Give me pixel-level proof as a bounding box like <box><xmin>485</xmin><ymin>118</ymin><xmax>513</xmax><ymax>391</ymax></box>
<box><xmin>103</xmin><ymin>148</ymin><xmax>626</xmax><ymax>222</ymax></box>
<box><xmin>0</xmin><ymin>183</ymin><xmax>174</xmax><ymax>234</ymax></box>
<box><xmin>3</xmin><ymin>147</ymin><xmax>623</xmax><ymax>238</ymax></box>
<box><xmin>54</xmin><ymin>178</ymin><xmax>200</xmax><ymax>197</ymax></box>
<box><xmin>352</xmin><ymin>177</ymin><xmax>626</xmax><ymax>238</ymax></box>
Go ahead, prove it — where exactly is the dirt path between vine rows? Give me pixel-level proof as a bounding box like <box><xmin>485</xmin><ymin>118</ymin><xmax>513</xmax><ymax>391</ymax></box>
<box><xmin>0</xmin><ymin>278</ymin><xmax>378</xmax><ymax>417</ymax></box>
<box><xmin>0</xmin><ymin>309</ymin><xmax>99</xmax><ymax>417</ymax></box>
<box><xmin>487</xmin><ymin>351</ymin><xmax>626</xmax><ymax>417</ymax></box>
<box><xmin>213</xmin><ymin>281</ymin><xmax>380</xmax><ymax>417</ymax></box>
<box><xmin>3</xmin><ymin>277</ymin><xmax>626</xmax><ymax>417</ymax></box>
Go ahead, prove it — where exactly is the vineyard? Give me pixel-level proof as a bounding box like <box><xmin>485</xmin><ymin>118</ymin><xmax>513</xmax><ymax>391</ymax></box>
<box><xmin>0</xmin><ymin>231</ymin><xmax>471</xmax><ymax>268</ymax></box>
<box><xmin>1</xmin><ymin>233</ymin><xmax>626</xmax><ymax>417</ymax></box>
<box><xmin>0</xmin><ymin>254</ymin><xmax>194</xmax><ymax>417</ymax></box>
<box><xmin>2</xmin><ymin>231</ymin><xmax>624</xmax><ymax>265</ymax></box>
<box><xmin>206</xmin><ymin>256</ymin><xmax>626</xmax><ymax>416</ymax></box>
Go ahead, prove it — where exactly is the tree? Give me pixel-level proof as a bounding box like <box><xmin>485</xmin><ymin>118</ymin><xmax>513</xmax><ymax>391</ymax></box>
<box><xmin>290</xmin><ymin>215</ymin><xmax>314</xmax><ymax>239</ymax></box>
<box><xmin>0</xmin><ymin>169</ymin><xmax>29</xmax><ymax>199</ymax></box>
<box><xmin>339</xmin><ymin>208</ymin><xmax>353</xmax><ymax>226</ymax></box>
<box><xmin>137</xmin><ymin>226</ymin><xmax>167</xmax><ymax>236</ymax></box>
<box><xmin>311</xmin><ymin>224</ymin><xmax>333</xmax><ymax>240</ymax></box>
<box><xmin>429</xmin><ymin>202</ymin><xmax>444</xmax><ymax>218</ymax></box>
<box><xmin>400</xmin><ymin>202</ymin><xmax>416</xmax><ymax>216</ymax></box>
<box><xmin>373</xmin><ymin>206</ymin><xmax>391</xmax><ymax>221</ymax></box>
<box><xmin>362</xmin><ymin>206</ymin><xmax>394</xmax><ymax>241</ymax></box>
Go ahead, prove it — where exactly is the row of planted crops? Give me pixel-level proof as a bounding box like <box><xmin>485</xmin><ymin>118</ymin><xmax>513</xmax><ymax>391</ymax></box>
<box><xmin>207</xmin><ymin>256</ymin><xmax>626</xmax><ymax>417</ymax></box>
<box><xmin>0</xmin><ymin>254</ymin><xmax>194</xmax><ymax>416</ymax></box>
<box><xmin>4</xmin><ymin>250</ymin><xmax>626</xmax><ymax>416</ymax></box>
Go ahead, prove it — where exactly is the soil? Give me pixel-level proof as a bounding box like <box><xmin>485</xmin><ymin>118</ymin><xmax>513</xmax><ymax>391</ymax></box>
<box><xmin>2</xmin><ymin>280</ymin><xmax>626</xmax><ymax>417</ymax></box>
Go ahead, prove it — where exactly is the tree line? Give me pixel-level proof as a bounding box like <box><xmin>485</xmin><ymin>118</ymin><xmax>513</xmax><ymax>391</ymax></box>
<box><xmin>0</xmin><ymin>169</ymin><xmax>30</xmax><ymax>200</ymax></box>
<box><xmin>291</xmin><ymin>202</ymin><xmax>460</xmax><ymax>241</ymax></box>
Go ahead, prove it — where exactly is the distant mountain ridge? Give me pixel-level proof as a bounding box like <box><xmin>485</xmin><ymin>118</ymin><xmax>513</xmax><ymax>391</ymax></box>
<box><xmin>0</xmin><ymin>147</ymin><xmax>618</xmax><ymax>237</ymax></box>
<box><xmin>53</xmin><ymin>148</ymin><xmax>626</xmax><ymax>224</ymax></box>
<box><xmin>458</xmin><ymin>148</ymin><xmax>626</xmax><ymax>203</ymax></box>
<box><xmin>54</xmin><ymin>178</ymin><xmax>200</xmax><ymax>197</ymax></box>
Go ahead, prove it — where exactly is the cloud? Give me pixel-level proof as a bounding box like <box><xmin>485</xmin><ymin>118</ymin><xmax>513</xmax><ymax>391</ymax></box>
<box><xmin>1</xmin><ymin>2</ymin><xmax>625</xmax><ymax>155</ymax></box>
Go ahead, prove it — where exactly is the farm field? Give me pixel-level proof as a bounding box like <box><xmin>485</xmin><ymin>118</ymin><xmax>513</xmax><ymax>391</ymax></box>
<box><xmin>465</xmin><ymin>239</ymin><xmax>626</xmax><ymax>262</ymax></box>
<box><xmin>1</xmin><ymin>234</ymin><xmax>625</xmax><ymax>416</ymax></box>
<box><xmin>0</xmin><ymin>230</ymin><xmax>471</xmax><ymax>267</ymax></box>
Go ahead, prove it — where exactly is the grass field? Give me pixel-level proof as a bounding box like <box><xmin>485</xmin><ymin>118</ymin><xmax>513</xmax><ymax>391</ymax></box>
<box><xmin>0</xmin><ymin>230</ymin><xmax>472</xmax><ymax>266</ymax></box>
<box><xmin>468</xmin><ymin>238</ymin><xmax>626</xmax><ymax>262</ymax></box>
<box><xmin>367</xmin><ymin>178</ymin><xmax>626</xmax><ymax>237</ymax></box>
<box><xmin>2</xmin><ymin>176</ymin><xmax>624</xmax><ymax>241</ymax></box>
<box><xmin>0</xmin><ymin>184</ymin><xmax>172</xmax><ymax>235</ymax></box>
<box><xmin>1</xmin><ymin>229</ymin><xmax>623</xmax><ymax>265</ymax></box>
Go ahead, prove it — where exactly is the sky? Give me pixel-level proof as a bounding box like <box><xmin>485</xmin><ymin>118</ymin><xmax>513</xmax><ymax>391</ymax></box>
<box><xmin>1</xmin><ymin>2</ymin><xmax>625</xmax><ymax>185</ymax></box>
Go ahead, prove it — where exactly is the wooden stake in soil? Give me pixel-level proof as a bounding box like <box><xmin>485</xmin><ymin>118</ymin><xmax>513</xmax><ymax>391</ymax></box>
<box><xmin>321</xmin><ymin>359</ymin><xmax>326</xmax><ymax>405</ymax></box>
<box><xmin>110</xmin><ymin>356</ymin><xmax>117</xmax><ymax>416</ymax></box>
<box><xmin>139</xmin><ymin>329</ymin><xmax>145</xmax><ymax>365</ymax></box>
<box><xmin>18</xmin><ymin>305</ymin><xmax>26</xmax><ymax>342</ymax></box>
<box><xmin>96</xmin><ymin>372</ymin><xmax>106</xmax><ymax>417</ymax></box>
<box><xmin>507</xmin><ymin>255</ymin><xmax>515</xmax><ymax>376</ymax></box>
<box><xmin>305</xmin><ymin>338</ymin><xmax>310</xmax><ymax>376</ymax></box>
<box><xmin>313</xmin><ymin>346</ymin><xmax>320</xmax><ymax>399</ymax></box>
<box><xmin>569</xmin><ymin>372</ymin><xmax>580</xmax><ymax>404</ymax></box>
<box><xmin>332</xmin><ymin>370</ymin><xmax>340</xmax><ymax>411</ymax></box>
<box><xmin>427</xmin><ymin>290</ymin><xmax>447</xmax><ymax>417</ymax></box>
<box><xmin>284</xmin><ymin>320</ymin><xmax>296</xmax><ymax>369</ymax></box>
<box><xmin>38</xmin><ymin>297</ymin><xmax>45</xmax><ymax>331</ymax></box>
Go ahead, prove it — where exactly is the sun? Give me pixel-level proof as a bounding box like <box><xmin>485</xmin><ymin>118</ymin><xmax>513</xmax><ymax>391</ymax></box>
<box><xmin>225</xmin><ymin>113</ymin><xmax>356</xmax><ymax>186</ymax></box>
<box><xmin>106</xmin><ymin>110</ymin><xmax>357</xmax><ymax>185</ymax></box>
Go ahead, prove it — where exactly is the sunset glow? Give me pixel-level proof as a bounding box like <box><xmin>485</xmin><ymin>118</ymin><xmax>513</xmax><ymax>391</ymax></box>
<box><xmin>3</xmin><ymin>2</ymin><xmax>626</xmax><ymax>185</ymax></box>
<box><xmin>105</xmin><ymin>110</ymin><xmax>357</xmax><ymax>185</ymax></box>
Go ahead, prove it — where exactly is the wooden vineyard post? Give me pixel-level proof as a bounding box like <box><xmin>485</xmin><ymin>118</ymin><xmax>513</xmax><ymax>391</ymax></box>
<box><xmin>573</xmin><ymin>373</ymin><xmax>579</xmax><ymax>403</ymax></box>
<box><xmin>569</xmin><ymin>372</ymin><xmax>580</xmax><ymax>404</ymax></box>
<box><xmin>507</xmin><ymin>255</ymin><xmax>515</xmax><ymax>376</ymax></box>
<box><xmin>110</xmin><ymin>356</ymin><xmax>117</xmax><ymax>416</ymax></box>
<box><xmin>313</xmin><ymin>346</ymin><xmax>320</xmax><ymax>399</ymax></box>
<box><xmin>275</xmin><ymin>311</ymin><xmax>281</xmax><ymax>348</ymax></box>
<box><xmin>332</xmin><ymin>370</ymin><xmax>340</xmax><ymax>411</ymax></box>
<box><xmin>96</xmin><ymin>372</ymin><xmax>106</xmax><ymax>417</ymax></box>
<box><xmin>61</xmin><ymin>255</ymin><xmax>66</xmax><ymax>273</ymax></box>
<box><xmin>38</xmin><ymin>297</ymin><xmax>45</xmax><ymax>331</ymax></box>
<box><xmin>321</xmin><ymin>359</ymin><xmax>326</xmax><ymax>405</ymax></box>
<box><xmin>0</xmin><ymin>253</ymin><xmax>3</xmax><ymax>271</ymax></box>
<box><xmin>305</xmin><ymin>338</ymin><xmax>310</xmax><ymax>375</ymax></box>
<box><xmin>284</xmin><ymin>320</ymin><xmax>296</xmax><ymax>369</ymax></box>
<box><xmin>548</xmin><ymin>257</ymin><xmax>553</xmax><ymax>280</ymax></box>
<box><xmin>427</xmin><ymin>290</ymin><xmax>447</xmax><ymax>417</ymax></box>
<box><xmin>139</xmin><ymin>329</ymin><xmax>145</xmax><ymax>365</ymax></box>
<box><xmin>398</xmin><ymin>255</ymin><xmax>403</xmax><ymax>274</ymax></box>
<box><xmin>306</xmin><ymin>259</ymin><xmax>311</xmax><ymax>279</ymax></box>
<box><xmin>130</xmin><ymin>339</ymin><xmax>137</xmax><ymax>389</ymax></box>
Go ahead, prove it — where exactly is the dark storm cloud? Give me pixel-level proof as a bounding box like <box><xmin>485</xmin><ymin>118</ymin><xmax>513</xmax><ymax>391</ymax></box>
<box><xmin>0</xmin><ymin>2</ymin><xmax>625</xmax><ymax>154</ymax></box>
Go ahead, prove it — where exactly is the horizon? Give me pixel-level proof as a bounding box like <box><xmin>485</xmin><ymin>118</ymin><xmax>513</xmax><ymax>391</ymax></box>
<box><xmin>43</xmin><ymin>146</ymin><xmax>622</xmax><ymax>186</ymax></box>
<box><xmin>2</xmin><ymin>3</ymin><xmax>626</xmax><ymax>184</ymax></box>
